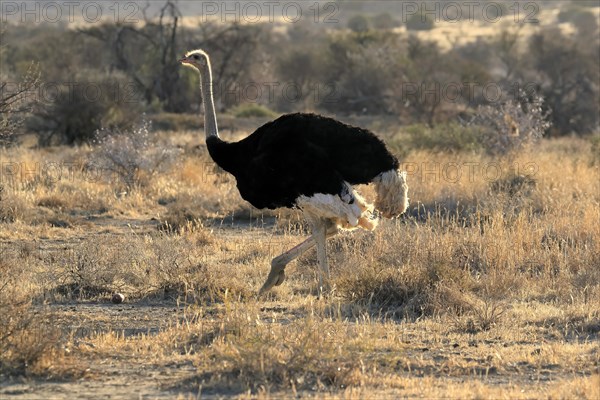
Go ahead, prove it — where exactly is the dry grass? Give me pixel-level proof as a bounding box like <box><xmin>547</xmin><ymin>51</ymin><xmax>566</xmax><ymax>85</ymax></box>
<box><xmin>0</xmin><ymin>128</ymin><xmax>598</xmax><ymax>398</ymax></box>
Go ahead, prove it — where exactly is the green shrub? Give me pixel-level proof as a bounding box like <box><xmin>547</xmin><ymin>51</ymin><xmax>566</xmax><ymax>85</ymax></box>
<box><xmin>231</xmin><ymin>103</ymin><xmax>278</xmax><ymax>119</ymax></box>
<box><xmin>150</xmin><ymin>113</ymin><xmax>201</xmax><ymax>131</ymax></box>
<box><xmin>405</xmin><ymin>13</ymin><xmax>434</xmax><ymax>31</ymax></box>
<box><xmin>402</xmin><ymin>122</ymin><xmax>482</xmax><ymax>153</ymax></box>
<box><xmin>29</xmin><ymin>72</ymin><xmax>142</xmax><ymax>145</ymax></box>
<box><xmin>557</xmin><ymin>6</ymin><xmax>594</xmax><ymax>23</ymax></box>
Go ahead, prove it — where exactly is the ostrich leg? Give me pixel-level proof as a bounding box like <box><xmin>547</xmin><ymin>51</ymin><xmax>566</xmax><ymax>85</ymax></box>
<box><xmin>259</xmin><ymin>236</ymin><xmax>315</xmax><ymax>294</ymax></box>
<box><xmin>259</xmin><ymin>222</ymin><xmax>338</xmax><ymax>295</ymax></box>
<box><xmin>312</xmin><ymin>218</ymin><xmax>331</xmax><ymax>296</ymax></box>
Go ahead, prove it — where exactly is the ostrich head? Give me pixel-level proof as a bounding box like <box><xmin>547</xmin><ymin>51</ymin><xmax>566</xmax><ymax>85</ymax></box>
<box><xmin>179</xmin><ymin>49</ymin><xmax>210</xmax><ymax>70</ymax></box>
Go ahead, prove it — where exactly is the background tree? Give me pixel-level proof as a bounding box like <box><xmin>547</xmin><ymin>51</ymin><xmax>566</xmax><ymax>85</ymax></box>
<box><xmin>80</xmin><ymin>0</ymin><xmax>185</xmax><ymax>112</ymax></box>
<box><xmin>1</xmin><ymin>0</ymin><xmax>598</xmax><ymax>143</ymax></box>
<box><xmin>0</xmin><ymin>29</ymin><xmax>39</xmax><ymax>145</ymax></box>
<box><xmin>528</xmin><ymin>28</ymin><xmax>599</xmax><ymax>135</ymax></box>
<box><xmin>372</xmin><ymin>13</ymin><xmax>397</xmax><ymax>30</ymax></box>
<box><xmin>386</xmin><ymin>37</ymin><xmax>451</xmax><ymax>126</ymax></box>
<box><xmin>347</xmin><ymin>15</ymin><xmax>370</xmax><ymax>33</ymax></box>
<box><xmin>320</xmin><ymin>31</ymin><xmax>399</xmax><ymax>115</ymax></box>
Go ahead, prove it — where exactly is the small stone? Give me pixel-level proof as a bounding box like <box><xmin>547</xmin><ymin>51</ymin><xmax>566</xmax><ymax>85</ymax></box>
<box><xmin>111</xmin><ymin>293</ymin><xmax>125</xmax><ymax>304</ymax></box>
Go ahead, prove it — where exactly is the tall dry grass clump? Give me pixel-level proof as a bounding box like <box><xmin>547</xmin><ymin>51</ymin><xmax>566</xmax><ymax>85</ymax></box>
<box><xmin>196</xmin><ymin>312</ymin><xmax>363</xmax><ymax>393</ymax></box>
<box><xmin>335</xmin><ymin>137</ymin><xmax>599</xmax><ymax>335</ymax></box>
<box><xmin>0</xmin><ymin>257</ymin><xmax>81</xmax><ymax>377</ymax></box>
<box><xmin>38</xmin><ymin>231</ymin><xmax>256</xmax><ymax>304</ymax></box>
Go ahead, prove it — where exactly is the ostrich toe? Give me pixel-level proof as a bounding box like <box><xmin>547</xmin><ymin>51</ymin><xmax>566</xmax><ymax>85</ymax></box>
<box><xmin>259</xmin><ymin>267</ymin><xmax>285</xmax><ymax>294</ymax></box>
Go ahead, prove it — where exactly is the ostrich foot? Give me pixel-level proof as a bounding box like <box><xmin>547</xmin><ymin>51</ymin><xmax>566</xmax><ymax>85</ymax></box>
<box><xmin>274</xmin><ymin>269</ymin><xmax>286</xmax><ymax>286</ymax></box>
<box><xmin>259</xmin><ymin>266</ymin><xmax>285</xmax><ymax>295</ymax></box>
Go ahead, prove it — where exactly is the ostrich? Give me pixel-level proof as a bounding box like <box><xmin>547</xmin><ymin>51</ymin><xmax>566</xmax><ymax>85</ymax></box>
<box><xmin>180</xmin><ymin>49</ymin><xmax>408</xmax><ymax>295</ymax></box>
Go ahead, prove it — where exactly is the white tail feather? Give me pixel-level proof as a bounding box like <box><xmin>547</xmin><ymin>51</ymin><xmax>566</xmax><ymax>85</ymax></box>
<box><xmin>297</xmin><ymin>183</ymin><xmax>379</xmax><ymax>231</ymax></box>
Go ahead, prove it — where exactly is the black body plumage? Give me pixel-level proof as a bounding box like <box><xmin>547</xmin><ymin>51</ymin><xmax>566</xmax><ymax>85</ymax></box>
<box><xmin>206</xmin><ymin>113</ymin><xmax>399</xmax><ymax>210</ymax></box>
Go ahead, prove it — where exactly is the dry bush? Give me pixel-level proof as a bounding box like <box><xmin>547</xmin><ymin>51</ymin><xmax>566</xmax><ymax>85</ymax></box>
<box><xmin>42</xmin><ymin>230</ymin><xmax>255</xmax><ymax>304</ymax></box>
<box><xmin>192</xmin><ymin>312</ymin><xmax>363</xmax><ymax>394</ymax></box>
<box><xmin>0</xmin><ymin>191</ymin><xmax>29</xmax><ymax>223</ymax></box>
<box><xmin>36</xmin><ymin>194</ymin><xmax>68</xmax><ymax>210</ymax></box>
<box><xmin>472</xmin><ymin>91</ymin><xmax>551</xmax><ymax>155</ymax></box>
<box><xmin>335</xmin><ymin>228</ymin><xmax>476</xmax><ymax>320</ymax></box>
<box><xmin>336</xmin><ymin>262</ymin><xmax>440</xmax><ymax>319</ymax></box>
<box><xmin>47</xmin><ymin>235</ymin><xmax>180</xmax><ymax>301</ymax></box>
<box><xmin>0</xmin><ymin>259</ymin><xmax>72</xmax><ymax>377</ymax></box>
<box><xmin>158</xmin><ymin>193</ymin><xmax>216</xmax><ymax>233</ymax></box>
<box><xmin>445</xmin><ymin>289</ymin><xmax>509</xmax><ymax>333</ymax></box>
<box><xmin>92</xmin><ymin>118</ymin><xmax>180</xmax><ymax>190</ymax></box>
<box><xmin>50</xmin><ymin>238</ymin><xmax>127</xmax><ymax>300</ymax></box>
<box><xmin>140</xmin><ymin>231</ymin><xmax>253</xmax><ymax>303</ymax></box>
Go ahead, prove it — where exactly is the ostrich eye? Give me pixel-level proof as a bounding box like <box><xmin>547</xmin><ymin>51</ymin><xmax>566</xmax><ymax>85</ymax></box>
<box><xmin>193</xmin><ymin>54</ymin><xmax>199</xmax><ymax>60</ymax></box>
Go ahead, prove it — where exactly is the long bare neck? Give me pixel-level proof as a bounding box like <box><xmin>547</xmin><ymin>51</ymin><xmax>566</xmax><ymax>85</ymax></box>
<box><xmin>199</xmin><ymin>63</ymin><xmax>219</xmax><ymax>140</ymax></box>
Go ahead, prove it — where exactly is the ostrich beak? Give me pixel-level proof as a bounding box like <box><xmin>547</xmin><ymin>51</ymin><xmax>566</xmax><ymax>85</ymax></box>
<box><xmin>179</xmin><ymin>57</ymin><xmax>190</xmax><ymax>64</ymax></box>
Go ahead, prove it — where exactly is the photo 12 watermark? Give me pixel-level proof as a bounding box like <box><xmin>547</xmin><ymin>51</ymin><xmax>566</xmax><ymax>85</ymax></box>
<box><xmin>402</xmin><ymin>161</ymin><xmax>539</xmax><ymax>184</ymax></box>
<box><xmin>398</xmin><ymin>81</ymin><xmax>541</xmax><ymax>105</ymax></box>
<box><xmin>0</xmin><ymin>1</ymin><xmax>343</xmax><ymax>24</ymax></box>
<box><xmin>214</xmin><ymin>81</ymin><xmax>339</xmax><ymax>105</ymax></box>
<box><xmin>398</xmin><ymin>1</ymin><xmax>540</xmax><ymax>24</ymax></box>
<box><xmin>1</xmin><ymin>81</ymin><xmax>144</xmax><ymax>105</ymax></box>
<box><xmin>197</xmin><ymin>1</ymin><xmax>339</xmax><ymax>23</ymax></box>
<box><xmin>0</xmin><ymin>1</ymin><xmax>543</xmax><ymax>26</ymax></box>
<box><xmin>0</xmin><ymin>79</ymin><xmax>543</xmax><ymax>109</ymax></box>
<box><xmin>0</xmin><ymin>79</ymin><xmax>342</xmax><ymax>107</ymax></box>
<box><xmin>1</xmin><ymin>1</ymin><xmax>142</xmax><ymax>23</ymax></box>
